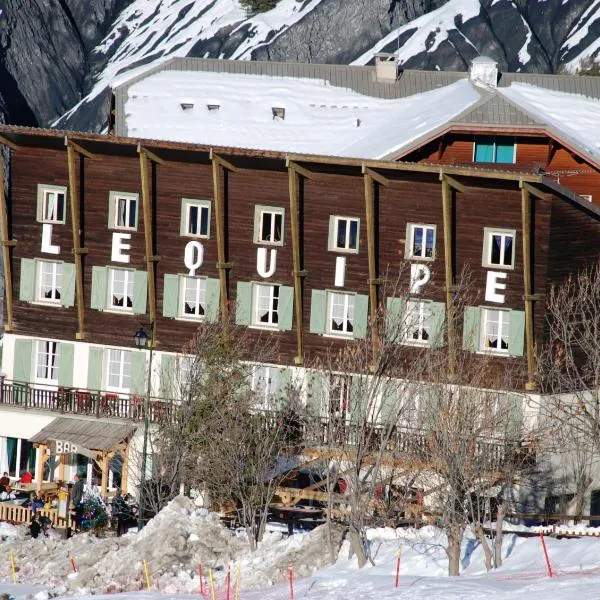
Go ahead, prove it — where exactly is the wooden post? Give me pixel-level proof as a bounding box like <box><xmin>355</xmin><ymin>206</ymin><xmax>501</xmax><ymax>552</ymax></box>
<box><xmin>58</xmin><ymin>453</ymin><xmax>65</xmax><ymax>482</ymax></box>
<box><xmin>138</xmin><ymin>147</ymin><xmax>163</xmax><ymax>338</ymax></box>
<box><xmin>65</xmin><ymin>140</ymin><xmax>92</xmax><ymax>340</ymax></box>
<box><xmin>210</xmin><ymin>152</ymin><xmax>238</xmax><ymax>323</ymax></box>
<box><xmin>100</xmin><ymin>451</ymin><xmax>109</xmax><ymax>497</ymax></box>
<box><xmin>121</xmin><ymin>444</ymin><xmax>129</xmax><ymax>493</ymax></box>
<box><xmin>521</xmin><ymin>183</ymin><xmax>538</xmax><ymax>391</ymax></box>
<box><xmin>287</xmin><ymin>162</ymin><xmax>312</xmax><ymax>365</ymax></box>
<box><xmin>0</xmin><ymin>144</ymin><xmax>17</xmax><ymax>332</ymax></box>
<box><xmin>35</xmin><ymin>445</ymin><xmax>46</xmax><ymax>493</ymax></box>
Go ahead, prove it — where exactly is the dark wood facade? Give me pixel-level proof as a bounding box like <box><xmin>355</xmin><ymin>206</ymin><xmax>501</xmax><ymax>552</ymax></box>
<box><xmin>2</xmin><ymin>126</ymin><xmax>600</xmax><ymax>392</ymax></box>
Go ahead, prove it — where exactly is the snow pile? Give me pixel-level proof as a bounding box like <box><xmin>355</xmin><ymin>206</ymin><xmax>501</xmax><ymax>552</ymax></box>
<box><xmin>0</xmin><ymin>496</ymin><xmax>343</xmax><ymax>596</ymax></box>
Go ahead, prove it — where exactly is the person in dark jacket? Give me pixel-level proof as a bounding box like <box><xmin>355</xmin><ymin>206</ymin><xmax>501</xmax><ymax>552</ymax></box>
<box><xmin>29</xmin><ymin>514</ymin><xmax>42</xmax><ymax>539</ymax></box>
<box><xmin>71</xmin><ymin>473</ymin><xmax>84</xmax><ymax>507</ymax></box>
<box><xmin>111</xmin><ymin>490</ymin><xmax>131</xmax><ymax>536</ymax></box>
<box><xmin>0</xmin><ymin>472</ymin><xmax>10</xmax><ymax>492</ymax></box>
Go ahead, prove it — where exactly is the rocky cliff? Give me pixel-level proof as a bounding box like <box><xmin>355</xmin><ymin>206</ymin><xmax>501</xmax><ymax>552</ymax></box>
<box><xmin>0</xmin><ymin>0</ymin><xmax>599</xmax><ymax>133</ymax></box>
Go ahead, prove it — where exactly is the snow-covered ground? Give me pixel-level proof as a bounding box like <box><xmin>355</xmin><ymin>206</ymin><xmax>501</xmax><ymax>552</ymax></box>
<box><xmin>4</xmin><ymin>498</ymin><xmax>600</xmax><ymax>599</ymax></box>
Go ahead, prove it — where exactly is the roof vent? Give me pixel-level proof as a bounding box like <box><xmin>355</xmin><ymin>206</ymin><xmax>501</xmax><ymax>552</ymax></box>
<box><xmin>469</xmin><ymin>56</ymin><xmax>498</xmax><ymax>88</ymax></box>
<box><xmin>272</xmin><ymin>107</ymin><xmax>285</xmax><ymax>120</ymax></box>
<box><xmin>207</xmin><ymin>104</ymin><xmax>220</xmax><ymax>112</ymax></box>
<box><xmin>374</xmin><ymin>53</ymin><xmax>398</xmax><ymax>83</ymax></box>
<box><xmin>180</xmin><ymin>100</ymin><xmax>194</xmax><ymax>110</ymax></box>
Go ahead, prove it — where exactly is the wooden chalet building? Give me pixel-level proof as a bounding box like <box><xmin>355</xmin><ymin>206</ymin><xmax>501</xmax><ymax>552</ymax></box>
<box><xmin>0</xmin><ymin>55</ymin><xmax>600</xmax><ymax>501</ymax></box>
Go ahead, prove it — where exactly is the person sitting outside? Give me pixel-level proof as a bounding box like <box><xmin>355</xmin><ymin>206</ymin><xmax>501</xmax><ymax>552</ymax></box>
<box><xmin>30</xmin><ymin>493</ymin><xmax>44</xmax><ymax>512</ymax></box>
<box><xmin>18</xmin><ymin>470</ymin><xmax>33</xmax><ymax>484</ymax></box>
<box><xmin>29</xmin><ymin>513</ymin><xmax>42</xmax><ymax>539</ymax></box>
<box><xmin>111</xmin><ymin>489</ymin><xmax>131</xmax><ymax>536</ymax></box>
<box><xmin>0</xmin><ymin>472</ymin><xmax>10</xmax><ymax>493</ymax></box>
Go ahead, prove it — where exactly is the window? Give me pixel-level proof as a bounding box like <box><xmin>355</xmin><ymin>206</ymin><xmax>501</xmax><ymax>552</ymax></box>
<box><xmin>254</xmin><ymin>284</ymin><xmax>279</xmax><ymax>327</ymax></box>
<box><xmin>329</xmin><ymin>374</ymin><xmax>350</xmax><ymax>417</ymax></box>
<box><xmin>109</xmin><ymin>268</ymin><xmax>134</xmax><ymax>311</ymax></box>
<box><xmin>481</xmin><ymin>308</ymin><xmax>510</xmax><ymax>354</ymax></box>
<box><xmin>109</xmin><ymin>191</ymin><xmax>139</xmax><ymax>230</ymax></box>
<box><xmin>37</xmin><ymin>185</ymin><xmax>66</xmax><ymax>224</ymax></box>
<box><xmin>406</xmin><ymin>224</ymin><xmax>436</xmax><ymax>260</ymax></box>
<box><xmin>37</xmin><ymin>261</ymin><xmax>63</xmax><ymax>303</ymax></box>
<box><xmin>251</xmin><ymin>365</ymin><xmax>279</xmax><ymax>408</ymax></box>
<box><xmin>404</xmin><ymin>300</ymin><xmax>431</xmax><ymax>345</ymax></box>
<box><xmin>3</xmin><ymin>437</ymin><xmax>37</xmax><ymax>479</ymax></box>
<box><xmin>328</xmin><ymin>292</ymin><xmax>355</xmax><ymax>335</ymax></box>
<box><xmin>181</xmin><ymin>199</ymin><xmax>210</xmax><ymax>238</ymax></box>
<box><xmin>181</xmin><ymin>276</ymin><xmax>206</xmax><ymax>318</ymax></box>
<box><xmin>329</xmin><ymin>216</ymin><xmax>359</xmax><ymax>253</ymax></box>
<box><xmin>473</xmin><ymin>138</ymin><xmax>515</xmax><ymax>164</ymax></box>
<box><xmin>254</xmin><ymin>206</ymin><xmax>284</xmax><ymax>245</ymax></box>
<box><xmin>36</xmin><ymin>340</ymin><xmax>58</xmax><ymax>382</ymax></box>
<box><xmin>483</xmin><ymin>228</ymin><xmax>516</xmax><ymax>269</ymax></box>
<box><xmin>106</xmin><ymin>349</ymin><xmax>132</xmax><ymax>391</ymax></box>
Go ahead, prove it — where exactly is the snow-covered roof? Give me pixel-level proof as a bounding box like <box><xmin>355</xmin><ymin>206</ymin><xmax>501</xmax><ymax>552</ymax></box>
<box><xmin>122</xmin><ymin>71</ymin><xmax>481</xmax><ymax>159</ymax></box>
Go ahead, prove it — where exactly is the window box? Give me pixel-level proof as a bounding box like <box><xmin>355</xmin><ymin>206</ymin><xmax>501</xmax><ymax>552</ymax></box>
<box><xmin>180</xmin><ymin>198</ymin><xmax>211</xmax><ymax>238</ymax></box>
<box><xmin>108</xmin><ymin>191</ymin><xmax>139</xmax><ymax>231</ymax></box>
<box><xmin>162</xmin><ymin>274</ymin><xmax>220</xmax><ymax>321</ymax></box>
<box><xmin>463</xmin><ymin>306</ymin><xmax>525</xmax><ymax>356</ymax></box>
<box><xmin>328</xmin><ymin>216</ymin><xmax>360</xmax><ymax>253</ymax></box>
<box><xmin>309</xmin><ymin>289</ymin><xmax>369</xmax><ymax>339</ymax></box>
<box><xmin>235</xmin><ymin>281</ymin><xmax>294</xmax><ymax>331</ymax></box>
<box><xmin>254</xmin><ymin>205</ymin><xmax>284</xmax><ymax>246</ymax></box>
<box><xmin>405</xmin><ymin>223</ymin><xmax>436</xmax><ymax>260</ymax></box>
<box><xmin>482</xmin><ymin>228</ymin><xmax>516</xmax><ymax>269</ymax></box>
<box><xmin>37</xmin><ymin>184</ymin><xmax>67</xmax><ymax>224</ymax></box>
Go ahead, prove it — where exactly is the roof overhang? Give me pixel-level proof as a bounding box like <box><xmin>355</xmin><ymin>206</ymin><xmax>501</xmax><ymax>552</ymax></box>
<box><xmin>29</xmin><ymin>417</ymin><xmax>135</xmax><ymax>459</ymax></box>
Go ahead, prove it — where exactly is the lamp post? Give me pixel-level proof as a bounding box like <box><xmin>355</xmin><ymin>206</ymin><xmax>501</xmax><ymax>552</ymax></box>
<box><xmin>134</xmin><ymin>324</ymin><xmax>154</xmax><ymax>530</ymax></box>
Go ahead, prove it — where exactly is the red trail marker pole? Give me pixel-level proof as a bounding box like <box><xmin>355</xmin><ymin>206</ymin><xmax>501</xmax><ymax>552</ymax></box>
<box><xmin>288</xmin><ymin>563</ymin><xmax>294</xmax><ymax>600</ymax></box>
<box><xmin>199</xmin><ymin>562</ymin><xmax>204</xmax><ymax>595</ymax></box>
<box><xmin>226</xmin><ymin>566</ymin><xmax>231</xmax><ymax>600</ymax></box>
<box><xmin>70</xmin><ymin>558</ymin><xmax>77</xmax><ymax>573</ymax></box>
<box><xmin>395</xmin><ymin>547</ymin><xmax>402</xmax><ymax>588</ymax></box>
<box><xmin>539</xmin><ymin>531</ymin><xmax>554</xmax><ymax>577</ymax></box>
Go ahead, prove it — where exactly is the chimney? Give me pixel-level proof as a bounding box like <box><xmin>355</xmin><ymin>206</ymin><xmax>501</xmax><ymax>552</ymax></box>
<box><xmin>469</xmin><ymin>56</ymin><xmax>499</xmax><ymax>88</ymax></box>
<box><xmin>374</xmin><ymin>53</ymin><xmax>398</xmax><ymax>83</ymax></box>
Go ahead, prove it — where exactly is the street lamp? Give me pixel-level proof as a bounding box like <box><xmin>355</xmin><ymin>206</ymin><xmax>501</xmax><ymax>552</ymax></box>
<box><xmin>133</xmin><ymin>324</ymin><xmax>154</xmax><ymax>530</ymax></box>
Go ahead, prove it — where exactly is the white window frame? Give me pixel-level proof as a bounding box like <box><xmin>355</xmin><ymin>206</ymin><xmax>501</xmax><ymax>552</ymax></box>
<box><xmin>108</xmin><ymin>268</ymin><xmax>134</xmax><ymax>312</ymax></box>
<box><xmin>35</xmin><ymin>340</ymin><xmax>58</xmax><ymax>384</ymax></box>
<box><xmin>482</xmin><ymin>228</ymin><xmax>516</xmax><ymax>270</ymax></box>
<box><xmin>251</xmin><ymin>365</ymin><xmax>278</xmax><ymax>409</ymax></box>
<box><xmin>37</xmin><ymin>260</ymin><xmax>63</xmax><ymax>304</ymax></box>
<box><xmin>105</xmin><ymin>348</ymin><xmax>132</xmax><ymax>393</ymax></box>
<box><xmin>480</xmin><ymin>308</ymin><xmax>510</xmax><ymax>355</ymax></box>
<box><xmin>4</xmin><ymin>437</ymin><xmax>39</xmax><ymax>480</ymax></box>
<box><xmin>110</xmin><ymin>191</ymin><xmax>139</xmax><ymax>231</ymax></box>
<box><xmin>406</xmin><ymin>223</ymin><xmax>436</xmax><ymax>261</ymax></box>
<box><xmin>330</xmin><ymin>216</ymin><xmax>360</xmax><ymax>253</ymax></box>
<box><xmin>327</xmin><ymin>291</ymin><xmax>355</xmax><ymax>336</ymax></box>
<box><xmin>38</xmin><ymin>185</ymin><xmax>67</xmax><ymax>224</ymax></box>
<box><xmin>180</xmin><ymin>276</ymin><xmax>207</xmax><ymax>320</ymax></box>
<box><xmin>254</xmin><ymin>206</ymin><xmax>284</xmax><ymax>246</ymax></box>
<box><xmin>328</xmin><ymin>374</ymin><xmax>350</xmax><ymax>417</ymax></box>
<box><xmin>183</xmin><ymin>199</ymin><xmax>211</xmax><ymax>238</ymax></box>
<box><xmin>253</xmin><ymin>283</ymin><xmax>280</xmax><ymax>328</ymax></box>
<box><xmin>403</xmin><ymin>300</ymin><xmax>432</xmax><ymax>346</ymax></box>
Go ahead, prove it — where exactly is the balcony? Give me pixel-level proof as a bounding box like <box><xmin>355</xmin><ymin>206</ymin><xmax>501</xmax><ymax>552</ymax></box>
<box><xmin>0</xmin><ymin>378</ymin><xmax>172</xmax><ymax>424</ymax></box>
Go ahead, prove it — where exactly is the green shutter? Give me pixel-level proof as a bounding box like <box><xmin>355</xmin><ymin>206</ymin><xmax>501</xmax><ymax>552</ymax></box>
<box><xmin>278</xmin><ymin>285</ymin><xmax>294</xmax><ymax>331</ymax></box>
<box><xmin>474</xmin><ymin>139</ymin><xmax>494</xmax><ymax>162</ymax></box>
<box><xmin>504</xmin><ymin>393</ymin><xmax>524</xmax><ymax>440</ymax></box>
<box><xmin>349</xmin><ymin>375</ymin><xmax>366</xmax><ymax>426</ymax></box>
<box><xmin>462</xmin><ymin>306</ymin><xmax>481</xmax><ymax>351</ymax></box>
<box><xmin>57</xmin><ymin>342</ymin><xmax>74</xmax><ymax>387</ymax></box>
<box><xmin>327</xmin><ymin>216</ymin><xmax>336</xmax><ymax>251</ymax></box>
<box><xmin>307</xmin><ymin>370</ymin><xmax>325</xmax><ymax>415</ymax></box>
<box><xmin>13</xmin><ymin>339</ymin><xmax>33</xmax><ymax>383</ymax></box>
<box><xmin>107</xmin><ymin>193</ymin><xmax>115</xmax><ymax>228</ymax></box>
<box><xmin>205</xmin><ymin>277</ymin><xmax>221</xmax><ymax>322</ymax></box>
<box><xmin>90</xmin><ymin>266</ymin><xmax>108</xmax><ymax>310</ymax></box>
<box><xmin>61</xmin><ymin>263</ymin><xmax>76</xmax><ymax>308</ymax></box>
<box><xmin>235</xmin><ymin>282</ymin><xmax>253</xmax><ymax>326</ymax></box>
<box><xmin>353</xmin><ymin>294</ymin><xmax>369</xmax><ymax>339</ymax></box>
<box><xmin>163</xmin><ymin>274</ymin><xmax>180</xmax><ymax>318</ymax></box>
<box><xmin>19</xmin><ymin>259</ymin><xmax>36</xmax><ymax>302</ymax></box>
<box><xmin>380</xmin><ymin>378</ymin><xmax>398</xmax><ymax>424</ymax></box>
<box><xmin>159</xmin><ymin>353</ymin><xmax>176</xmax><ymax>399</ymax></box>
<box><xmin>428</xmin><ymin>301</ymin><xmax>446</xmax><ymax>348</ymax></box>
<box><xmin>508</xmin><ymin>309</ymin><xmax>525</xmax><ymax>357</ymax></box>
<box><xmin>133</xmin><ymin>270</ymin><xmax>148</xmax><ymax>315</ymax></box>
<box><xmin>131</xmin><ymin>350</ymin><xmax>147</xmax><ymax>395</ymax></box>
<box><xmin>276</xmin><ymin>367</ymin><xmax>292</xmax><ymax>407</ymax></box>
<box><xmin>87</xmin><ymin>347</ymin><xmax>104</xmax><ymax>390</ymax></box>
<box><xmin>309</xmin><ymin>289</ymin><xmax>327</xmax><ymax>334</ymax></box>
<box><xmin>385</xmin><ymin>297</ymin><xmax>404</xmax><ymax>343</ymax></box>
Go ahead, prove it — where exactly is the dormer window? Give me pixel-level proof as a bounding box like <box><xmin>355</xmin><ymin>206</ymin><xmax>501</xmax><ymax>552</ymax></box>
<box><xmin>180</xmin><ymin>102</ymin><xmax>194</xmax><ymax>110</ymax></box>
<box><xmin>207</xmin><ymin>104</ymin><xmax>220</xmax><ymax>112</ymax></box>
<box><xmin>474</xmin><ymin>137</ymin><xmax>515</xmax><ymax>164</ymax></box>
<box><xmin>272</xmin><ymin>107</ymin><xmax>285</xmax><ymax>121</ymax></box>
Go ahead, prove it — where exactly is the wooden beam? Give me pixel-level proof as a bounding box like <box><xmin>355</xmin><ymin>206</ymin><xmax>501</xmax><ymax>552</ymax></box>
<box><xmin>35</xmin><ymin>445</ymin><xmax>46</xmax><ymax>493</ymax></box>
<box><xmin>139</xmin><ymin>152</ymin><xmax>158</xmax><ymax>336</ymax></box>
<box><xmin>0</xmin><ymin>135</ymin><xmax>18</xmax><ymax>151</ymax></box>
<box><xmin>66</xmin><ymin>144</ymin><xmax>87</xmax><ymax>340</ymax></box>
<box><xmin>211</xmin><ymin>156</ymin><xmax>230</xmax><ymax>322</ymax></box>
<box><xmin>100</xmin><ymin>451</ymin><xmax>109</xmax><ymax>497</ymax></box>
<box><xmin>363</xmin><ymin>171</ymin><xmax>379</xmax><ymax>361</ymax></box>
<box><xmin>137</xmin><ymin>144</ymin><xmax>165</xmax><ymax>165</ymax></box>
<box><xmin>440</xmin><ymin>172</ymin><xmax>466</xmax><ymax>193</ymax></box>
<box><xmin>64</xmin><ymin>137</ymin><xmax>95</xmax><ymax>160</ymax></box>
<box><xmin>288</xmin><ymin>164</ymin><xmax>304</xmax><ymax>364</ymax></box>
<box><xmin>362</xmin><ymin>166</ymin><xmax>389</xmax><ymax>187</ymax></box>
<box><xmin>521</xmin><ymin>185</ymin><xmax>537</xmax><ymax>391</ymax></box>
<box><xmin>520</xmin><ymin>181</ymin><xmax>547</xmax><ymax>201</ymax></box>
<box><xmin>0</xmin><ymin>155</ymin><xmax>14</xmax><ymax>332</ymax></box>
<box><xmin>441</xmin><ymin>176</ymin><xmax>456</xmax><ymax>377</ymax></box>
<box><xmin>121</xmin><ymin>444</ymin><xmax>129</xmax><ymax>493</ymax></box>
<box><xmin>286</xmin><ymin>159</ymin><xmax>314</xmax><ymax>180</ymax></box>
<box><xmin>209</xmin><ymin>149</ymin><xmax>239</xmax><ymax>173</ymax></box>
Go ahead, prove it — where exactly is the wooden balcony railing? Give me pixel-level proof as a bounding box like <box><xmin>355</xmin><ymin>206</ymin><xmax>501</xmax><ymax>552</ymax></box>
<box><xmin>0</xmin><ymin>379</ymin><xmax>172</xmax><ymax>424</ymax></box>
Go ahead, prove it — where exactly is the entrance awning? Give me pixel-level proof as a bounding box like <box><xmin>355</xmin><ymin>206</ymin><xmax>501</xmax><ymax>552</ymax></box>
<box><xmin>29</xmin><ymin>417</ymin><xmax>135</xmax><ymax>459</ymax></box>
